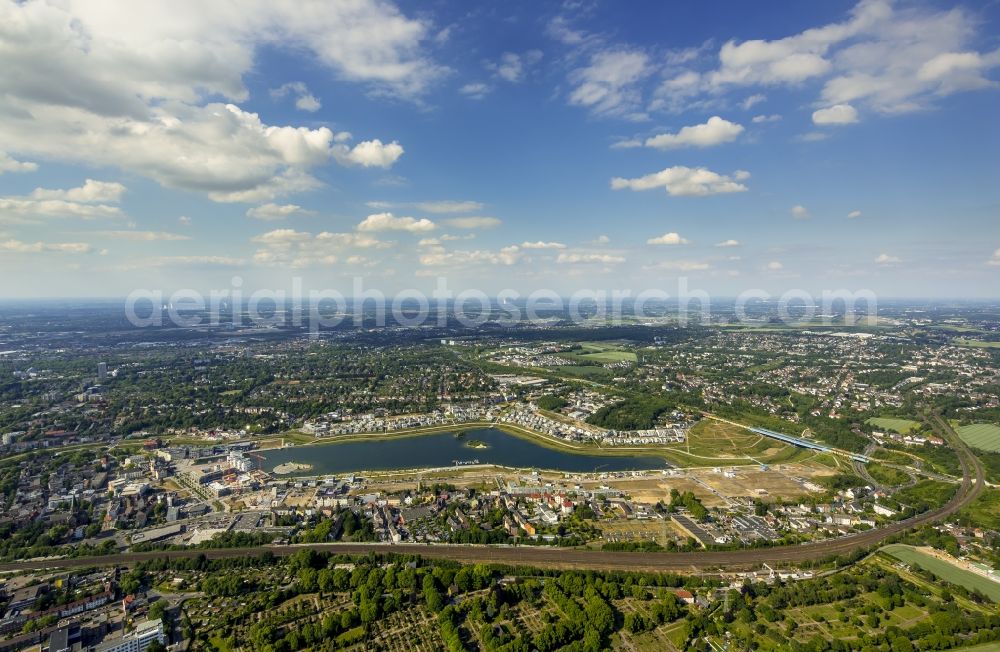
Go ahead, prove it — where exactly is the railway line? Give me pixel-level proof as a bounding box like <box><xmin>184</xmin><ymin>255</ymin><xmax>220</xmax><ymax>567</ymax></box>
<box><xmin>0</xmin><ymin>413</ymin><xmax>983</xmax><ymax>574</ymax></box>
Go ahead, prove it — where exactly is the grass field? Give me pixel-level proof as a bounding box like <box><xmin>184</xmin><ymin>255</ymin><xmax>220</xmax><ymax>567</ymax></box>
<box><xmin>955</xmin><ymin>338</ymin><xmax>1000</xmax><ymax>349</ymax></box>
<box><xmin>958</xmin><ymin>488</ymin><xmax>1000</xmax><ymax>531</ymax></box>
<box><xmin>957</xmin><ymin>423</ymin><xmax>1000</xmax><ymax>452</ymax></box>
<box><xmin>882</xmin><ymin>544</ymin><xmax>1000</xmax><ymax>602</ymax></box>
<box><xmin>867</xmin><ymin>417</ymin><xmax>919</xmax><ymax>434</ymax></box>
<box><xmin>556</xmin><ymin>341</ymin><xmax>638</xmax><ymax>364</ymax></box>
<box><xmin>866</xmin><ymin>462</ymin><xmax>911</xmax><ymax>486</ymax></box>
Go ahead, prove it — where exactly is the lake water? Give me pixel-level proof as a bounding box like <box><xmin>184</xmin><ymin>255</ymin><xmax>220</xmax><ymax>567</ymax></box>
<box><xmin>259</xmin><ymin>427</ymin><xmax>667</xmax><ymax>475</ymax></box>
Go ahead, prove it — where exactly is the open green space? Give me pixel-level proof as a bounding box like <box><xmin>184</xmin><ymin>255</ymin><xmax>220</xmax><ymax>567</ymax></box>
<box><xmin>867</xmin><ymin>417</ymin><xmax>920</xmax><ymax>434</ymax></box>
<box><xmin>957</xmin><ymin>423</ymin><xmax>1000</xmax><ymax>452</ymax></box>
<box><xmin>955</xmin><ymin>338</ymin><xmax>1000</xmax><ymax>349</ymax></box>
<box><xmin>957</xmin><ymin>488</ymin><xmax>1000</xmax><ymax>531</ymax></box>
<box><xmin>866</xmin><ymin>462</ymin><xmax>911</xmax><ymax>486</ymax></box>
<box><xmin>882</xmin><ymin>544</ymin><xmax>1000</xmax><ymax>602</ymax></box>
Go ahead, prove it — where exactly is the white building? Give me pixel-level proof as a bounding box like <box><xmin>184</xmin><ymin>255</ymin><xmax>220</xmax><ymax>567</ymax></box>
<box><xmin>94</xmin><ymin>619</ymin><xmax>164</xmax><ymax>652</ymax></box>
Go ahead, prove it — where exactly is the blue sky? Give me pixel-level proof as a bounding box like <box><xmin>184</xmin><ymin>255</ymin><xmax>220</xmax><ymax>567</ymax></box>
<box><xmin>0</xmin><ymin>0</ymin><xmax>998</xmax><ymax>298</ymax></box>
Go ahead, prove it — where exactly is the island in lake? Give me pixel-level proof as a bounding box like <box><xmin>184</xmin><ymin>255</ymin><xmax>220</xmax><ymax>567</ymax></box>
<box><xmin>465</xmin><ymin>439</ymin><xmax>489</xmax><ymax>449</ymax></box>
<box><xmin>273</xmin><ymin>461</ymin><xmax>313</xmax><ymax>475</ymax></box>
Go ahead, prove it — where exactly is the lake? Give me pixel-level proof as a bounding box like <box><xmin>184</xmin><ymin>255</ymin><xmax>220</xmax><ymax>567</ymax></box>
<box><xmin>258</xmin><ymin>427</ymin><xmax>667</xmax><ymax>475</ymax></box>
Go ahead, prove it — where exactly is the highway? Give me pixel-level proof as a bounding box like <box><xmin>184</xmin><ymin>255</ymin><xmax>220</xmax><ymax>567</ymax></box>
<box><xmin>0</xmin><ymin>413</ymin><xmax>983</xmax><ymax>574</ymax></box>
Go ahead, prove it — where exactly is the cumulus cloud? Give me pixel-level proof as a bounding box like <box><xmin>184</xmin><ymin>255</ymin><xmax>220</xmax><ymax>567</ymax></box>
<box><xmin>659</xmin><ymin>1</ymin><xmax>1000</xmax><ymax>117</ymax></box>
<box><xmin>443</xmin><ymin>216</ymin><xmax>501</xmax><ymax>229</ymax></box>
<box><xmin>766</xmin><ymin>261</ymin><xmax>784</xmax><ymax>270</ymax></box>
<box><xmin>611</xmin><ymin>166</ymin><xmax>749</xmax><ymax>197</ymax></box>
<box><xmin>0</xmin><ymin>182</ymin><xmax>126</xmax><ymax>223</ymax></box>
<box><xmin>246</xmin><ymin>203</ymin><xmax>316</xmax><ymax>221</ymax></box>
<box><xmin>848</xmin><ymin>210</ymin><xmax>863</xmax><ymax>219</ymax></box>
<box><xmin>0</xmin><ymin>238</ymin><xmax>92</xmax><ymax>253</ymax></box>
<box><xmin>356</xmin><ymin>212</ymin><xmax>435</xmax><ymax>233</ymax></box>
<box><xmin>645</xmin><ymin>116</ymin><xmax>744</xmax><ymax>150</ymax></box>
<box><xmin>0</xmin><ymin>1</ymin><xmax>429</xmax><ymax>203</ymax></box>
<box><xmin>521</xmin><ymin>241</ymin><xmax>567</xmax><ymax>250</ymax></box>
<box><xmin>270</xmin><ymin>82</ymin><xmax>321</xmax><ymax>112</ymax></box>
<box><xmin>31</xmin><ymin>180</ymin><xmax>125</xmax><ymax>203</ymax></box>
<box><xmin>610</xmin><ymin>139</ymin><xmax>643</xmax><ymax>150</ymax></box>
<box><xmin>0</xmin><ymin>152</ymin><xmax>38</xmax><ymax>174</ymax></box>
<box><xmin>791</xmin><ymin>205</ymin><xmax>810</xmax><ymax>219</ymax></box>
<box><xmin>556</xmin><ymin>252</ymin><xmax>626</xmax><ymax>264</ymax></box>
<box><xmin>592</xmin><ymin>235</ymin><xmax>611</xmax><ymax>245</ymax></box>
<box><xmin>715</xmin><ymin>239</ymin><xmax>741</xmax><ymax>247</ymax></box>
<box><xmin>988</xmin><ymin>248</ymin><xmax>1000</xmax><ymax>267</ymax></box>
<box><xmin>875</xmin><ymin>253</ymin><xmax>901</xmax><ymax>264</ymax></box>
<box><xmin>178</xmin><ymin>216</ymin><xmax>192</xmax><ymax>226</ymax></box>
<box><xmin>812</xmin><ymin>104</ymin><xmax>858</xmax><ymax>125</ymax></box>
<box><xmin>568</xmin><ymin>49</ymin><xmax>651</xmax><ymax>117</ymax></box>
<box><xmin>251</xmin><ymin>228</ymin><xmax>387</xmax><ymax>267</ymax></box>
<box><xmin>752</xmin><ymin>114</ymin><xmax>782</xmax><ymax>123</ymax></box>
<box><xmin>334</xmin><ymin>139</ymin><xmax>404</xmax><ymax>168</ymax></box>
<box><xmin>420</xmin><ymin>245</ymin><xmax>523</xmax><ymax>267</ymax></box>
<box><xmin>646</xmin><ymin>232</ymin><xmax>690</xmax><ymax>246</ymax></box>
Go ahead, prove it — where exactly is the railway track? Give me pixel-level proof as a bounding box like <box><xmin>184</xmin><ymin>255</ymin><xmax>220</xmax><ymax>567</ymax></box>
<box><xmin>0</xmin><ymin>413</ymin><xmax>983</xmax><ymax>574</ymax></box>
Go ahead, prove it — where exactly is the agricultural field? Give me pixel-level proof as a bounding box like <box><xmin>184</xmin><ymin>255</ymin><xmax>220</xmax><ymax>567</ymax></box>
<box><xmin>676</xmin><ymin>419</ymin><xmax>792</xmax><ymax>461</ymax></box>
<box><xmin>882</xmin><ymin>544</ymin><xmax>1000</xmax><ymax>602</ymax></box>
<box><xmin>958</xmin><ymin>488</ymin><xmax>1000</xmax><ymax>531</ymax></box>
<box><xmin>958</xmin><ymin>423</ymin><xmax>1000</xmax><ymax>452</ymax></box>
<box><xmin>867</xmin><ymin>417</ymin><xmax>920</xmax><ymax>434</ymax></box>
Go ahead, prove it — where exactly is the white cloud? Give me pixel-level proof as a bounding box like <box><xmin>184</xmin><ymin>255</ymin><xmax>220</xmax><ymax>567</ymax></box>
<box><xmin>0</xmin><ymin>186</ymin><xmax>125</xmax><ymax>222</ymax></box>
<box><xmin>356</xmin><ymin>212</ymin><xmax>435</xmax><ymax>233</ymax></box>
<box><xmin>556</xmin><ymin>252</ymin><xmax>626</xmax><ymax>264</ymax></box>
<box><xmin>418</xmin><ymin>238</ymin><xmax>440</xmax><ymax>247</ymax></box>
<box><xmin>741</xmin><ymin>94</ymin><xmax>766</xmax><ymax>110</ymax></box>
<box><xmin>0</xmin><ymin>152</ymin><xmax>38</xmax><ymax>174</ymax></box>
<box><xmin>752</xmin><ymin>114</ymin><xmax>782</xmax><ymax>123</ymax></box>
<box><xmin>568</xmin><ymin>49</ymin><xmax>651</xmax><ymax>117</ymax></box>
<box><xmin>251</xmin><ymin>228</ymin><xmax>387</xmax><ymax>268</ymax></box>
<box><xmin>459</xmin><ymin>83</ymin><xmax>491</xmax><ymax>100</ymax></box>
<box><xmin>812</xmin><ymin>103</ymin><xmax>858</xmax><ymax>125</ymax></box>
<box><xmin>0</xmin><ymin>1</ymin><xmax>430</xmax><ymax>203</ymax></box>
<box><xmin>715</xmin><ymin>239</ymin><xmax>741</xmax><ymax>247</ymax></box>
<box><xmin>31</xmin><ymin>179</ymin><xmax>126</xmax><ymax>203</ymax></box>
<box><xmin>791</xmin><ymin>205</ymin><xmax>810</xmax><ymax>219</ymax></box>
<box><xmin>988</xmin><ymin>248</ymin><xmax>1000</xmax><ymax>267</ymax></box>
<box><xmin>415</xmin><ymin>200</ymin><xmax>485</xmax><ymax>214</ymax></box>
<box><xmin>766</xmin><ymin>261</ymin><xmax>784</xmax><ymax>270</ymax></box>
<box><xmin>420</xmin><ymin>245</ymin><xmax>523</xmax><ymax>267</ymax></box>
<box><xmin>644</xmin><ymin>260</ymin><xmax>711</xmax><ymax>271</ymax></box>
<box><xmin>270</xmin><ymin>82</ymin><xmax>321</xmax><ymax>112</ymax></box>
<box><xmin>96</xmin><ymin>231</ymin><xmax>190</xmax><ymax>241</ymax></box>
<box><xmin>847</xmin><ymin>210</ymin><xmax>863</xmax><ymax>219</ymax></box>
<box><xmin>521</xmin><ymin>241</ymin><xmax>567</xmax><ymax>250</ymax></box>
<box><xmin>334</xmin><ymin>139</ymin><xmax>404</xmax><ymax>168</ymax></box>
<box><xmin>592</xmin><ymin>235</ymin><xmax>610</xmax><ymax>245</ymax></box>
<box><xmin>443</xmin><ymin>216</ymin><xmax>501</xmax><ymax>229</ymax></box>
<box><xmin>489</xmin><ymin>50</ymin><xmax>543</xmax><ymax>83</ymax></box>
<box><xmin>645</xmin><ymin>116</ymin><xmax>744</xmax><ymax>150</ymax></box>
<box><xmin>665</xmin><ymin>1</ymin><xmax>1000</xmax><ymax>116</ymax></box>
<box><xmin>178</xmin><ymin>216</ymin><xmax>192</xmax><ymax>226</ymax></box>
<box><xmin>875</xmin><ymin>253</ymin><xmax>901</xmax><ymax>265</ymax></box>
<box><xmin>646</xmin><ymin>232</ymin><xmax>690</xmax><ymax>246</ymax></box>
<box><xmin>246</xmin><ymin>203</ymin><xmax>316</xmax><ymax>220</ymax></box>
<box><xmin>611</xmin><ymin>166</ymin><xmax>749</xmax><ymax>197</ymax></box>
<box><xmin>0</xmin><ymin>238</ymin><xmax>91</xmax><ymax>253</ymax></box>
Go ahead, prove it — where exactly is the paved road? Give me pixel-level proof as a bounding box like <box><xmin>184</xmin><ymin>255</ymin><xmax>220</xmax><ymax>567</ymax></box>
<box><xmin>0</xmin><ymin>414</ymin><xmax>982</xmax><ymax>574</ymax></box>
